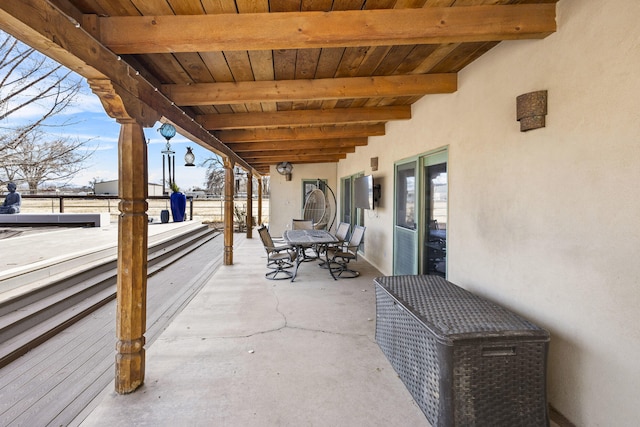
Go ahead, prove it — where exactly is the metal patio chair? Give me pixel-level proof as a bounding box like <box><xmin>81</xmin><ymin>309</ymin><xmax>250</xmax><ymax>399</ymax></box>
<box><xmin>291</xmin><ymin>219</ymin><xmax>317</xmax><ymax>261</ymax></box>
<box><xmin>319</xmin><ymin>221</ymin><xmax>350</xmax><ymax>268</ymax></box>
<box><xmin>327</xmin><ymin>225</ymin><xmax>366</xmax><ymax>278</ymax></box>
<box><xmin>258</xmin><ymin>225</ymin><xmax>296</xmax><ymax>280</ymax></box>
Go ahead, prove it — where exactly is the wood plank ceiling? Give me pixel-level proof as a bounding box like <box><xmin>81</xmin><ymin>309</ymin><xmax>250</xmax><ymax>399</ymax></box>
<box><xmin>56</xmin><ymin>0</ymin><xmax>557</xmax><ymax>175</ymax></box>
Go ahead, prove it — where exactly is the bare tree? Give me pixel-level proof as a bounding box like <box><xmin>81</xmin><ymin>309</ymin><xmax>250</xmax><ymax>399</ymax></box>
<box><xmin>262</xmin><ymin>175</ymin><xmax>270</xmax><ymax>197</ymax></box>
<box><xmin>202</xmin><ymin>155</ymin><xmax>270</xmax><ymax>198</ymax></box>
<box><xmin>2</xmin><ymin>129</ymin><xmax>94</xmax><ymax>192</ymax></box>
<box><xmin>202</xmin><ymin>155</ymin><xmax>225</xmax><ymax>196</ymax></box>
<box><xmin>0</xmin><ymin>31</ymin><xmax>92</xmax><ymax>190</ymax></box>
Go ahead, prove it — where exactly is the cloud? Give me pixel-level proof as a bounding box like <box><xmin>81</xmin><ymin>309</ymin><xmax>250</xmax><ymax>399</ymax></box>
<box><xmin>63</xmin><ymin>91</ymin><xmax>106</xmax><ymax>115</ymax></box>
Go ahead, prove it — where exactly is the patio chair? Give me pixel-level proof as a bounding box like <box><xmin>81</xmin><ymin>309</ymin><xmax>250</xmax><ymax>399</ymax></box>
<box><xmin>262</xmin><ymin>223</ymin><xmax>285</xmax><ymax>243</ymax></box>
<box><xmin>334</xmin><ymin>222</ymin><xmax>351</xmax><ymax>245</ymax></box>
<box><xmin>291</xmin><ymin>219</ymin><xmax>317</xmax><ymax>261</ymax></box>
<box><xmin>327</xmin><ymin>225</ymin><xmax>366</xmax><ymax>278</ymax></box>
<box><xmin>258</xmin><ymin>225</ymin><xmax>296</xmax><ymax>280</ymax></box>
<box><xmin>319</xmin><ymin>221</ymin><xmax>350</xmax><ymax>268</ymax></box>
<box><xmin>291</xmin><ymin>219</ymin><xmax>313</xmax><ymax>230</ymax></box>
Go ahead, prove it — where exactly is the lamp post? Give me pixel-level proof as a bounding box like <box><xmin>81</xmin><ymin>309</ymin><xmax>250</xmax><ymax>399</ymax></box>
<box><xmin>233</xmin><ymin>166</ymin><xmax>247</xmax><ymax>195</ymax></box>
<box><xmin>158</xmin><ymin>123</ymin><xmax>176</xmax><ymax>195</ymax></box>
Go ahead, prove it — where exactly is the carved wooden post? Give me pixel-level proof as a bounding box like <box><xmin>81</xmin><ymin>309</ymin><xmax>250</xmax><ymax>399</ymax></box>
<box><xmin>223</xmin><ymin>158</ymin><xmax>234</xmax><ymax>265</ymax></box>
<box><xmin>257</xmin><ymin>177</ymin><xmax>263</xmax><ymax>226</ymax></box>
<box><xmin>88</xmin><ymin>78</ymin><xmax>156</xmax><ymax>395</ymax></box>
<box><xmin>246</xmin><ymin>172</ymin><xmax>253</xmax><ymax>238</ymax></box>
<box><xmin>115</xmin><ymin>121</ymin><xmax>148</xmax><ymax>393</ymax></box>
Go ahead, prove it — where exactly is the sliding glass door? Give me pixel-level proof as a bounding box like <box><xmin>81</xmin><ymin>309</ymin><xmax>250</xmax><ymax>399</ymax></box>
<box><xmin>393</xmin><ymin>150</ymin><xmax>448</xmax><ymax>276</ymax></box>
<box><xmin>423</xmin><ymin>157</ymin><xmax>447</xmax><ymax>277</ymax></box>
<box><xmin>341</xmin><ymin>173</ymin><xmax>364</xmax><ymax>225</ymax></box>
<box><xmin>394</xmin><ymin>161</ymin><xmax>418</xmax><ymax>275</ymax></box>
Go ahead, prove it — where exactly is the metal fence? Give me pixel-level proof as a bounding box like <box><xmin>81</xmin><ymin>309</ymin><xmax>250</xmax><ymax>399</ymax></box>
<box><xmin>19</xmin><ymin>195</ymin><xmax>269</xmax><ymax>224</ymax></box>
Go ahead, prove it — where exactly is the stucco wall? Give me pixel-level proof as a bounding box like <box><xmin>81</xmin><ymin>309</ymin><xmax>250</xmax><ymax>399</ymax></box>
<box><xmin>268</xmin><ymin>162</ymin><xmax>337</xmax><ymax>237</ymax></box>
<box><xmin>337</xmin><ymin>0</ymin><xmax>640</xmax><ymax>425</ymax></box>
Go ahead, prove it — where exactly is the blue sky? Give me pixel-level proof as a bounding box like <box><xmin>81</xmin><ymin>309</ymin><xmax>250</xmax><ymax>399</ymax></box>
<box><xmin>1</xmin><ymin>33</ymin><xmax>217</xmax><ymax>191</ymax></box>
<box><xmin>54</xmin><ymin>80</ymin><xmax>217</xmax><ymax>191</ymax></box>
<box><xmin>4</xmin><ymin>77</ymin><xmax>216</xmax><ymax>192</ymax></box>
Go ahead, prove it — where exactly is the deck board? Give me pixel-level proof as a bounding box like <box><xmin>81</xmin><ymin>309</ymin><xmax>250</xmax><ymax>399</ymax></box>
<box><xmin>0</xmin><ymin>322</ymin><xmax>114</xmax><ymax>417</ymax></box>
<box><xmin>0</xmin><ymin>233</ymin><xmax>227</xmax><ymax>426</ymax></box>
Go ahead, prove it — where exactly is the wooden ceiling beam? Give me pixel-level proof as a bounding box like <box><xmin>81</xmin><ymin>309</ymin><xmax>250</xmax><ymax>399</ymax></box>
<box><xmin>216</xmin><ymin>124</ymin><xmax>386</xmax><ymax>142</ymax></box>
<box><xmin>167</xmin><ymin>74</ymin><xmax>456</xmax><ymax>106</ymax></box>
<box><xmin>245</xmin><ymin>154</ymin><xmax>346</xmax><ymax>164</ymax></box>
<box><xmin>240</xmin><ymin>147</ymin><xmax>355</xmax><ymax>158</ymax></box>
<box><xmin>198</xmin><ymin>106</ymin><xmax>411</xmax><ymax>130</ymax></box>
<box><xmin>97</xmin><ymin>5</ymin><xmax>557</xmax><ymax>54</ymax></box>
<box><xmin>226</xmin><ymin>138</ymin><xmax>368</xmax><ymax>152</ymax></box>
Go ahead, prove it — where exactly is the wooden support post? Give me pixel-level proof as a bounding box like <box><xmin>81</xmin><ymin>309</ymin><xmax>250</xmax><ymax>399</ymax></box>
<box><xmin>115</xmin><ymin>121</ymin><xmax>148</xmax><ymax>394</ymax></box>
<box><xmin>223</xmin><ymin>158</ymin><xmax>234</xmax><ymax>265</ymax></box>
<box><xmin>246</xmin><ymin>172</ymin><xmax>253</xmax><ymax>239</ymax></box>
<box><xmin>257</xmin><ymin>177</ymin><xmax>263</xmax><ymax>226</ymax></box>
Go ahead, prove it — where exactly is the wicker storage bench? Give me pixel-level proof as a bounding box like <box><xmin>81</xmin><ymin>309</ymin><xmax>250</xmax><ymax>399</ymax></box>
<box><xmin>374</xmin><ymin>275</ymin><xmax>549</xmax><ymax>427</ymax></box>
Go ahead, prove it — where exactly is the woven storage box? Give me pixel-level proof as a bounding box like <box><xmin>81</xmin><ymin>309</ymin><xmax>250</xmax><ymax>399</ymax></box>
<box><xmin>375</xmin><ymin>275</ymin><xmax>549</xmax><ymax>427</ymax></box>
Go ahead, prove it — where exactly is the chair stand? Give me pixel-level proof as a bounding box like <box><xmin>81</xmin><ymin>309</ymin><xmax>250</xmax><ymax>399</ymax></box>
<box><xmin>328</xmin><ymin>260</ymin><xmax>360</xmax><ymax>278</ymax></box>
<box><xmin>265</xmin><ymin>267</ymin><xmax>293</xmax><ymax>280</ymax></box>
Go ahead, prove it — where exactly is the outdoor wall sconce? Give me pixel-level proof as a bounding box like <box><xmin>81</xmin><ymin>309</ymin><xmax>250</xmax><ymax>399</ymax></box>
<box><xmin>371</xmin><ymin>157</ymin><xmax>379</xmax><ymax>171</ymax></box>
<box><xmin>516</xmin><ymin>90</ymin><xmax>548</xmax><ymax>132</ymax></box>
<box><xmin>184</xmin><ymin>147</ymin><xmax>195</xmax><ymax>167</ymax></box>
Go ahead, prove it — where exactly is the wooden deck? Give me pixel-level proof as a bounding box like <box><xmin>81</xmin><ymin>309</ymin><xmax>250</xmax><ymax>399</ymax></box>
<box><xmin>0</xmin><ymin>233</ymin><xmax>229</xmax><ymax>426</ymax></box>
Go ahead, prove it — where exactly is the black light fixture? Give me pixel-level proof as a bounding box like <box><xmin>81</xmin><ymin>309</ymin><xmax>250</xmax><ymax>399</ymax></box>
<box><xmin>158</xmin><ymin>123</ymin><xmax>177</xmax><ymax>195</ymax></box>
<box><xmin>184</xmin><ymin>147</ymin><xmax>195</xmax><ymax>167</ymax></box>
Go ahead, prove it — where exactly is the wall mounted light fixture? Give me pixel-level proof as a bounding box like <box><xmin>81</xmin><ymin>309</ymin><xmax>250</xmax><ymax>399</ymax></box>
<box><xmin>516</xmin><ymin>90</ymin><xmax>548</xmax><ymax>132</ymax></box>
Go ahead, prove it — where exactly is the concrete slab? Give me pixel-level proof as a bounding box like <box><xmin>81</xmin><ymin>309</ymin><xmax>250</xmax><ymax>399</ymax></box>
<box><xmin>79</xmin><ymin>236</ymin><xmax>429</xmax><ymax>427</ymax></box>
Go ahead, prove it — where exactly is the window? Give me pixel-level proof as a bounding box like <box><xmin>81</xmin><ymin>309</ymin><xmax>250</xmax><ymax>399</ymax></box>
<box><xmin>396</xmin><ymin>162</ymin><xmax>416</xmax><ymax>230</ymax></box>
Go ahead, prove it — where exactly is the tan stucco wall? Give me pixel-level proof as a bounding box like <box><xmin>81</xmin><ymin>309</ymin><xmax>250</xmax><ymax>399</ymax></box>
<box><xmin>335</xmin><ymin>0</ymin><xmax>640</xmax><ymax>425</ymax></box>
<box><xmin>268</xmin><ymin>162</ymin><xmax>337</xmax><ymax>237</ymax></box>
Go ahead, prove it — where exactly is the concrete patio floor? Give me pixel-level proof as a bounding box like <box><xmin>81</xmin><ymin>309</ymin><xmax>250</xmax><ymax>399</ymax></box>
<box><xmin>79</xmin><ymin>231</ymin><xmax>430</xmax><ymax>426</ymax></box>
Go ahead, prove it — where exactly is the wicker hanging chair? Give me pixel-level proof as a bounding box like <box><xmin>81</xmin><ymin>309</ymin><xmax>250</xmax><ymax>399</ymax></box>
<box><xmin>303</xmin><ymin>188</ymin><xmax>329</xmax><ymax>230</ymax></box>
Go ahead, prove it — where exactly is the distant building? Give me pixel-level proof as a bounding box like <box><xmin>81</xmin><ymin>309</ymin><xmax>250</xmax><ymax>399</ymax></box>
<box><xmin>94</xmin><ymin>180</ymin><xmax>164</xmax><ymax>196</ymax></box>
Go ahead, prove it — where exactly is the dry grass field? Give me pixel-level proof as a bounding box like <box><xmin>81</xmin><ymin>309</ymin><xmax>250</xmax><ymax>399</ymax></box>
<box><xmin>19</xmin><ymin>197</ymin><xmax>269</xmax><ymax>225</ymax></box>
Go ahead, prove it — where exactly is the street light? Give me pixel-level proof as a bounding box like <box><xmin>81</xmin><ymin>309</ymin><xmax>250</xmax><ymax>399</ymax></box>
<box><xmin>158</xmin><ymin>123</ymin><xmax>176</xmax><ymax>194</ymax></box>
<box><xmin>234</xmin><ymin>166</ymin><xmax>247</xmax><ymax>195</ymax></box>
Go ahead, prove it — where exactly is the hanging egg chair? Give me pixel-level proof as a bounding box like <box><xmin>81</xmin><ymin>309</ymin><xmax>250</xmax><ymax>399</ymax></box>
<box><xmin>303</xmin><ymin>188</ymin><xmax>329</xmax><ymax>230</ymax></box>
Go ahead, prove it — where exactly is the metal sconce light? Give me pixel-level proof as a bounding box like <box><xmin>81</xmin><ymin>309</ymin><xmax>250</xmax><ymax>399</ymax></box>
<box><xmin>516</xmin><ymin>90</ymin><xmax>548</xmax><ymax>132</ymax></box>
<box><xmin>370</xmin><ymin>157</ymin><xmax>378</xmax><ymax>171</ymax></box>
<box><xmin>184</xmin><ymin>147</ymin><xmax>195</xmax><ymax>167</ymax></box>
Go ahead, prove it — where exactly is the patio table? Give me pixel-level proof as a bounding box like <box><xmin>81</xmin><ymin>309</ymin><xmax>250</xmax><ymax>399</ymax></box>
<box><xmin>283</xmin><ymin>229</ymin><xmax>338</xmax><ymax>282</ymax></box>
